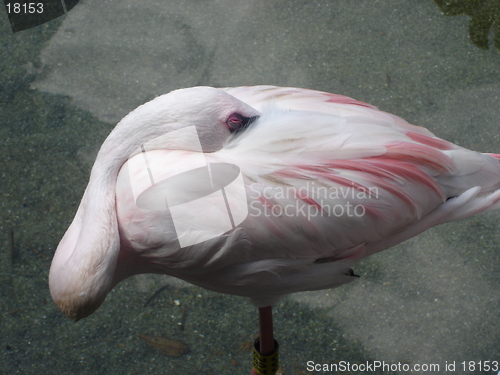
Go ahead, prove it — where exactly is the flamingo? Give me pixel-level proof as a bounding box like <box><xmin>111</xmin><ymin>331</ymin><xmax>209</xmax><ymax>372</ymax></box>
<box><xmin>49</xmin><ymin>86</ymin><xmax>500</xmax><ymax>373</ymax></box>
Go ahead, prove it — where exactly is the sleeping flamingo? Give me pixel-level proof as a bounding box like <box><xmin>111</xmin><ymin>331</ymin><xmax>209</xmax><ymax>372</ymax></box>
<box><xmin>49</xmin><ymin>86</ymin><xmax>500</xmax><ymax>373</ymax></box>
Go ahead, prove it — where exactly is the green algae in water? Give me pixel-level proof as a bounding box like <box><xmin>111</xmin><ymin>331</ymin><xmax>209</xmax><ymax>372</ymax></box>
<box><xmin>435</xmin><ymin>0</ymin><xmax>500</xmax><ymax>50</ymax></box>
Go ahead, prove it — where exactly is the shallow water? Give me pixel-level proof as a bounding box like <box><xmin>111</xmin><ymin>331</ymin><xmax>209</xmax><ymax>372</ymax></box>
<box><xmin>1</xmin><ymin>1</ymin><xmax>500</xmax><ymax>374</ymax></box>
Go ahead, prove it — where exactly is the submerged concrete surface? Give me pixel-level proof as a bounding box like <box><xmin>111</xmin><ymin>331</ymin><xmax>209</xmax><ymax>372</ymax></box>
<box><xmin>2</xmin><ymin>0</ymin><xmax>500</xmax><ymax>374</ymax></box>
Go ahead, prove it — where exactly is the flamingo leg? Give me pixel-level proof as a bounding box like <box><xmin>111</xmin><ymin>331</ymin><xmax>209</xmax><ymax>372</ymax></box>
<box><xmin>251</xmin><ymin>305</ymin><xmax>278</xmax><ymax>375</ymax></box>
<box><xmin>258</xmin><ymin>306</ymin><xmax>274</xmax><ymax>355</ymax></box>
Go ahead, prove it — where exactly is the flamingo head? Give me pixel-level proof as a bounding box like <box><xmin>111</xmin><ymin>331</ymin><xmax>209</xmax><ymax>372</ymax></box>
<box><xmin>107</xmin><ymin>86</ymin><xmax>260</xmax><ymax>156</ymax></box>
<box><xmin>163</xmin><ymin>87</ymin><xmax>260</xmax><ymax>151</ymax></box>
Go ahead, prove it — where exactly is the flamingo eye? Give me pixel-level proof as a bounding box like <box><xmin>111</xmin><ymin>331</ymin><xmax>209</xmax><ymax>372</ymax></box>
<box><xmin>227</xmin><ymin>113</ymin><xmax>244</xmax><ymax>130</ymax></box>
<box><xmin>226</xmin><ymin>113</ymin><xmax>258</xmax><ymax>133</ymax></box>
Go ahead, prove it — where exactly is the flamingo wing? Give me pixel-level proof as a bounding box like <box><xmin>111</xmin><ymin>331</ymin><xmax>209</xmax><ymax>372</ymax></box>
<box><xmin>214</xmin><ymin>86</ymin><xmax>500</xmax><ymax>260</ymax></box>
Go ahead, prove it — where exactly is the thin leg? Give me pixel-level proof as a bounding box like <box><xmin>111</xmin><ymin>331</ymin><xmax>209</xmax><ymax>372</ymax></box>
<box><xmin>258</xmin><ymin>306</ymin><xmax>274</xmax><ymax>355</ymax></box>
<box><xmin>251</xmin><ymin>306</ymin><xmax>276</xmax><ymax>375</ymax></box>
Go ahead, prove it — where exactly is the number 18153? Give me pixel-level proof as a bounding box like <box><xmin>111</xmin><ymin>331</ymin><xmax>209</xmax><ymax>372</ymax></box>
<box><xmin>461</xmin><ymin>361</ymin><xmax>499</xmax><ymax>372</ymax></box>
<box><xmin>6</xmin><ymin>3</ymin><xmax>44</xmax><ymax>14</ymax></box>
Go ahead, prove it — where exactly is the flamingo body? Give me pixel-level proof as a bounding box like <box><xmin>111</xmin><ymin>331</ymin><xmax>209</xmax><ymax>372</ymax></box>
<box><xmin>49</xmin><ymin>86</ymin><xmax>500</xmax><ymax>320</ymax></box>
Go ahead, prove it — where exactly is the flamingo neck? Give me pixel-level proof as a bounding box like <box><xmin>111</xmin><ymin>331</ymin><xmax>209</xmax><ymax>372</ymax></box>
<box><xmin>49</xmin><ymin>116</ymin><xmax>182</xmax><ymax>320</ymax></box>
